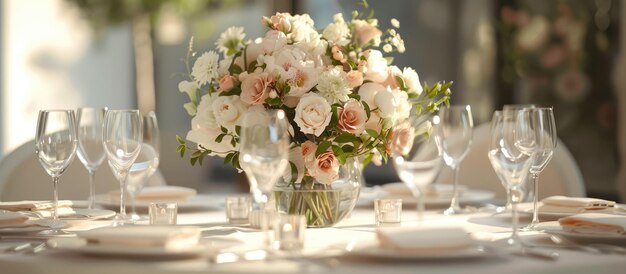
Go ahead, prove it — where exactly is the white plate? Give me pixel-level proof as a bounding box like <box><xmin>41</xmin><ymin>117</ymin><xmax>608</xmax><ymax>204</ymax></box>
<box><xmin>94</xmin><ymin>194</ymin><xmax>222</xmax><ymax>211</ymax></box>
<box><xmin>380</xmin><ymin>183</ymin><xmax>495</xmax><ymax>206</ymax></box>
<box><xmin>347</xmin><ymin>244</ymin><xmax>488</xmax><ymax>260</ymax></box>
<box><xmin>0</xmin><ymin>225</ymin><xmax>51</xmax><ymax>235</ymax></box>
<box><xmin>538</xmin><ymin>221</ymin><xmax>626</xmax><ymax>244</ymax></box>
<box><xmin>59</xmin><ymin>209</ymin><xmax>116</xmax><ymax>223</ymax></box>
<box><xmin>48</xmin><ymin>237</ymin><xmax>206</xmax><ymax>258</ymax></box>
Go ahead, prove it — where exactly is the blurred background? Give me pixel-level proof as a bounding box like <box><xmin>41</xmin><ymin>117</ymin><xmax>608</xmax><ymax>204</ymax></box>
<box><xmin>0</xmin><ymin>0</ymin><xmax>624</xmax><ymax>201</ymax></box>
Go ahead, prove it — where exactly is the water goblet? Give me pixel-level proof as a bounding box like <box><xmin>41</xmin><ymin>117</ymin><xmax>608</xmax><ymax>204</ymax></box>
<box><xmin>126</xmin><ymin>111</ymin><xmax>160</xmax><ymax>221</ymax></box>
<box><xmin>488</xmin><ymin>110</ymin><xmax>533</xmax><ymax>246</ymax></box>
<box><xmin>239</xmin><ymin>109</ymin><xmax>290</xmax><ymax>248</ymax></box>
<box><xmin>391</xmin><ymin>114</ymin><xmax>443</xmax><ymax>221</ymax></box>
<box><xmin>439</xmin><ymin>105</ymin><xmax>473</xmax><ymax>215</ymax></box>
<box><xmin>76</xmin><ymin>107</ymin><xmax>107</xmax><ymax>209</ymax></box>
<box><xmin>35</xmin><ymin>110</ymin><xmax>78</xmax><ymax>234</ymax></box>
<box><xmin>516</xmin><ymin>107</ymin><xmax>557</xmax><ymax>230</ymax></box>
<box><xmin>102</xmin><ymin>109</ymin><xmax>142</xmax><ymax>222</ymax></box>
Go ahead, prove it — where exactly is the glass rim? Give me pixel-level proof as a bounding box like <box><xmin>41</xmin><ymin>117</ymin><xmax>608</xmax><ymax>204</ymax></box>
<box><xmin>105</xmin><ymin>109</ymin><xmax>140</xmax><ymax>113</ymax></box>
<box><xmin>38</xmin><ymin>109</ymin><xmax>75</xmax><ymax>113</ymax></box>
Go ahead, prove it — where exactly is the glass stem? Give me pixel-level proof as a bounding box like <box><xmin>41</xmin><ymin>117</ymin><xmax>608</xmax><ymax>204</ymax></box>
<box><xmin>130</xmin><ymin>194</ymin><xmax>137</xmax><ymax>217</ymax></box>
<box><xmin>52</xmin><ymin>176</ymin><xmax>59</xmax><ymax>220</ymax></box>
<box><xmin>530</xmin><ymin>173</ymin><xmax>540</xmax><ymax>226</ymax></box>
<box><xmin>88</xmin><ymin>170</ymin><xmax>96</xmax><ymax>209</ymax></box>
<box><xmin>511</xmin><ymin>199</ymin><xmax>519</xmax><ymax>245</ymax></box>
<box><xmin>450</xmin><ymin>166</ymin><xmax>461</xmax><ymax>210</ymax></box>
<box><xmin>119</xmin><ymin>171</ymin><xmax>128</xmax><ymax>216</ymax></box>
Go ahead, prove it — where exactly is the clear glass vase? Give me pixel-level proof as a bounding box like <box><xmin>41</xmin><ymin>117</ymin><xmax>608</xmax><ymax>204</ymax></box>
<box><xmin>273</xmin><ymin>157</ymin><xmax>362</xmax><ymax>227</ymax></box>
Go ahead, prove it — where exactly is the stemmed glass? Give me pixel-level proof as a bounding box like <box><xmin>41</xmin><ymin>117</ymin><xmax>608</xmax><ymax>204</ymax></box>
<box><xmin>488</xmin><ymin>110</ymin><xmax>533</xmax><ymax>246</ymax></box>
<box><xmin>391</xmin><ymin>114</ymin><xmax>443</xmax><ymax>221</ymax></box>
<box><xmin>239</xmin><ymin>109</ymin><xmax>290</xmax><ymax>246</ymax></box>
<box><xmin>439</xmin><ymin>105</ymin><xmax>474</xmax><ymax>215</ymax></box>
<box><xmin>35</xmin><ymin>110</ymin><xmax>78</xmax><ymax>232</ymax></box>
<box><xmin>102</xmin><ymin>110</ymin><xmax>143</xmax><ymax>221</ymax></box>
<box><xmin>76</xmin><ymin>107</ymin><xmax>107</xmax><ymax>209</ymax></box>
<box><xmin>126</xmin><ymin>111</ymin><xmax>160</xmax><ymax>221</ymax></box>
<box><xmin>516</xmin><ymin>107</ymin><xmax>557</xmax><ymax>230</ymax></box>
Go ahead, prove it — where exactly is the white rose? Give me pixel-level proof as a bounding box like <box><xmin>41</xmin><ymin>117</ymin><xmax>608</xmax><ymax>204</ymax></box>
<box><xmin>402</xmin><ymin>67</ymin><xmax>423</xmax><ymax>95</ymax></box>
<box><xmin>322</xmin><ymin>20</ymin><xmax>350</xmax><ymax>46</ymax></box>
<box><xmin>261</xmin><ymin>30</ymin><xmax>287</xmax><ymax>54</ymax></box>
<box><xmin>178</xmin><ymin>80</ymin><xmax>198</xmax><ymax>102</ymax></box>
<box><xmin>358</xmin><ymin>82</ymin><xmax>386</xmax><ymax>108</ymax></box>
<box><xmin>374</xmin><ymin>89</ymin><xmax>396</xmax><ymax>118</ymax></box>
<box><xmin>211</xmin><ymin>95</ymin><xmax>246</xmax><ymax>130</ymax></box>
<box><xmin>186</xmin><ymin>94</ymin><xmax>235</xmax><ymax>155</ymax></box>
<box><xmin>364</xmin><ymin>50</ymin><xmax>388</xmax><ymax>83</ymax></box>
<box><xmin>294</xmin><ymin>93</ymin><xmax>332</xmax><ymax>136</ymax></box>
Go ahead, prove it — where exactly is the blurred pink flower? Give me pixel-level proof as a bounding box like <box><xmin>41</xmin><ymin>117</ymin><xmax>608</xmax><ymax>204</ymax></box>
<box><xmin>540</xmin><ymin>46</ymin><xmax>567</xmax><ymax>69</ymax></box>
<box><xmin>554</xmin><ymin>70</ymin><xmax>590</xmax><ymax>103</ymax></box>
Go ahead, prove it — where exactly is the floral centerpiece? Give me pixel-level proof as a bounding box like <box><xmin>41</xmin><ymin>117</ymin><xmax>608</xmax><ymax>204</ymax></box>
<box><xmin>176</xmin><ymin>2</ymin><xmax>451</xmax><ymax>226</ymax></box>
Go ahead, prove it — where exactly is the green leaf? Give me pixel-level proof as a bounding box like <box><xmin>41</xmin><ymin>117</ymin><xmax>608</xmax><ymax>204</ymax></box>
<box><xmin>220</xmin><ymin>126</ymin><xmax>228</xmax><ymax>134</ymax></box>
<box><xmin>342</xmin><ymin>145</ymin><xmax>354</xmax><ymax>153</ymax></box>
<box><xmin>190</xmin><ymin>157</ymin><xmax>198</xmax><ymax>166</ymax></box>
<box><xmin>365</xmin><ymin>129</ymin><xmax>379</xmax><ymax>138</ymax></box>
<box><xmin>224</xmin><ymin>153</ymin><xmax>234</xmax><ymax>165</ymax></box>
<box><xmin>395</xmin><ymin>76</ymin><xmax>407</xmax><ymax>91</ymax></box>
<box><xmin>283</xmin><ymin>85</ymin><xmax>291</xmax><ymax>95</ymax></box>
<box><xmin>335</xmin><ymin>133</ymin><xmax>359</xmax><ymax>143</ymax></box>
<box><xmin>348</xmin><ymin>93</ymin><xmax>361</xmax><ymax>101</ymax></box>
<box><xmin>289</xmin><ymin>162</ymin><xmax>299</xmax><ymax>183</ymax></box>
<box><xmin>215</xmin><ymin>133</ymin><xmax>226</xmax><ymax>143</ymax></box>
<box><xmin>229</xmin><ymin>64</ymin><xmax>243</xmax><ymax>74</ymax></box>
<box><xmin>362</xmin><ymin>152</ymin><xmax>374</xmax><ymax>167</ymax></box>
<box><xmin>315</xmin><ymin>141</ymin><xmax>332</xmax><ymax>157</ymax></box>
<box><xmin>384</xmin><ymin>56</ymin><xmax>394</xmax><ymax>65</ymax></box>
<box><xmin>235</xmin><ymin>125</ymin><xmax>241</xmax><ymax>135</ymax></box>
<box><xmin>362</xmin><ymin>101</ymin><xmax>371</xmax><ymax>119</ymax></box>
<box><xmin>177</xmin><ymin>144</ymin><xmax>186</xmax><ymax>158</ymax></box>
<box><xmin>176</xmin><ymin>135</ymin><xmax>185</xmax><ymax>144</ymax></box>
<box><xmin>332</xmin><ymin>145</ymin><xmax>346</xmax><ymax>165</ymax></box>
<box><xmin>219</xmin><ymin>87</ymin><xmax>242</xmax><ymax>96</ymax></box>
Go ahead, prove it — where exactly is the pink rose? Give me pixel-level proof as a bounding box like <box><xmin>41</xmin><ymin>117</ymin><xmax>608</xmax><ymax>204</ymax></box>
<box><xmin>240</xmin><ymin>72</ymin><xmax>271</xmax><ymax>105</ymax></box>
<box><xmin>308</xmin><ymin>151</ymin><xmax>339</xmax><ymax>185</ymax></box>
<box><xmin>380</xmin><ymin>66</ymin><xmax>402</xmax><ymax>89</ymax></box>
<box><xmin>294</xmin><ymin>93</ymin><xmax>332</xmax><ymax>136</ymax></box>
<box><xmin>390</xmin><ymin>126</ymin><xmax>415</xmax><ymax>156</ymax></box>
<box><xmin>267</xmin><ymin>13</ymin><xmax>291</xmax><ymax>32</ymax></box>
<box><xmin>261</xmin><ymin>30</ymin><xmax>287</xmax><ymax>54</ymax></box>
<box><xmin>353</xmin><ymin>19</ymin><xmax>382</xmax><ymax>47</ymax></box>
<box><xmin>345</xmin><ymin>71</ymin><xmax>364</xmax><ymax>88</ymax></box>
<box><xmin>331</xmin><ymin>45</ymin><xmax>346</xmax><ymax>62</ymax></box>
<box><xmin>301</xmin><ymin>140</ymin><xmax>317</xmax><ymax>158</ymax></box>
<box><xmin>337</xmin><ymin>99</ymin><xmax>367</xmax><ymax>135</ymax></box>
<box><xmin>218</xmin><ymin>75</ymin><xmax>237</xmax><ymax>92</ymax></box>
<box><xmin>540</xmin><ymin>46</ymin><xmax>566</xmax><ymax>69</ymax></box>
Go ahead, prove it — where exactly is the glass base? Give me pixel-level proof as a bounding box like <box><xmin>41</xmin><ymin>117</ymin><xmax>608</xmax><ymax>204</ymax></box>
<box><xmin>443</xmin><ymin>205</ymin><xmax>470</xmax><ymax>215</ymax></box>
<box><xmin>520</xmin><ymin>222</ymin><xmax>542</xmax><ymax>232</ymax></box>
<box><xmin>38</xmin><ymin>229</ymin><xmax>75</xmax><ymax>237</ymax></box>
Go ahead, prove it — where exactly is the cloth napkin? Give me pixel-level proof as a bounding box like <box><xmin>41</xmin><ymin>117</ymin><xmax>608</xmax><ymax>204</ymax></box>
<box><xmin>0</xmin><ymin>200</ymin><xmax>74</xmax><ymax>211</ymax></box>
<box><xmin>0</xmin><ymin>211</ymin><xmax>29</xmax><ymax>228</ymax></box>
<box><xmin>109</xmin><ymin>186</ymin><xmax>197</xmax><ymax>201</ymax></box>
<box><xmin>539</xmin><ymin>196</ymin><xmax>617</xmax><ymax>214</ymax></box>
<box><xmin>558</xmin><ymin>213</ymin><xmax>626</xmax><ymax>235</ymax></box>
<box><xmin>376</xmin><ymin>227</ymin><xmax>473</xmax><ymax>251</ymax></box>
<box><xmin>77</xmin><ymin>226</ymin><xmax>201</xmax><ymax>251</ymax></box>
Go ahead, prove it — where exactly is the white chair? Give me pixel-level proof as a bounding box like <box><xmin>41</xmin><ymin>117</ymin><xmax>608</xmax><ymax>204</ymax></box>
<box><xmin>0</xmin><ymin>139</ymin><xmax>166</xmax><ymax>201</ymax></box>
<box><xmin>435</xmin><ymin>122</ymin><xmax>586</xmax><ymax>201</ymax></box>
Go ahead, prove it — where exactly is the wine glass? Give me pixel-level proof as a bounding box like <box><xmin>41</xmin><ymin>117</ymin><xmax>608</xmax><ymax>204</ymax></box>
<box><xmin>488</xmin><ymin>110</ymin><xmax>533</xmax><ymax>246</ymax></box>
<box><xmin>439</xmin><ymin>105</ymin><xmax>474</xmax><ymax>215</ymax></box>
<box><xmin>102</xmin><ymin>110</ymin><xmax>143</xmax><ymax>221</ymax></box>
<box><xmin>391</xmin><ymin>114</ymin><xmax>443</xmax><ymax>221</ymax></box>
<box><xmin>239</xmin><ymin>109</ymin><xmax>289</xmax><ymax>247</ymax></box>
<box><xmin>76</xmin><ymin>107</ymin><xmax>107</xmax><ymax>209</ymax></box>
<box><xmin>126</xmin><ymin>111</ymin><xmax>160</xmax><ymax>221</ymax></box>
<box><xmin>35</xmin><ymin>110</ymin><xmax>78</xmax><ymax>233</ymax></box>
<box><xmin>516</xmin><ymin>107</ymin><xmax>557</xmax><ymax>230</ymax></box>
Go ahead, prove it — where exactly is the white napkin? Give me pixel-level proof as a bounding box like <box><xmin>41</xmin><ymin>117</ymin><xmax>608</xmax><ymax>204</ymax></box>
<box><xmin>77</xmin><ymin>226</ymin><xmax>201</xmax><ymax>251</ymax></box>
<box><xmin>540</xmin><ymin>196</ymin><xmax>617</xmax><ymax>214</ymax></box>
<box><xmin>0</xmin><ymin>200</ymin><xmax>74</xmax><ymax>211</ymax></box>
<box><xmin>0</xmin><ymin>211</ymin><xmax>29</xmax><ymax>228</ymax></box>
<box><xmin>559</xmin><ymin>213</ymin><xmax>626</xmax><ymax>235</ymax></box>
<box><xmin>109</xmin><ymin>186</ymin><xmax>197</xmax><ymax>201</ymax></box>
<box><xmin>377</xmin><ymin>227</ymin><xmax>473</xmax><ymax>251</ymax></box>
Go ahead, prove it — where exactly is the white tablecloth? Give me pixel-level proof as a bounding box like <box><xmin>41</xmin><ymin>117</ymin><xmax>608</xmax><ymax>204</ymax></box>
<box><xmin>1</xmin><ymin>207</ymin><xmax>625</xmax><ymax>274</ymax></box>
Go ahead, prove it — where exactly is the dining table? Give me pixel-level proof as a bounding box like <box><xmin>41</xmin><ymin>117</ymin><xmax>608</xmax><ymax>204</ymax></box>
<box><xmin>1</xmin><ymin>194</ymin><xmax>625</xmax><ymax>274</ymax></box>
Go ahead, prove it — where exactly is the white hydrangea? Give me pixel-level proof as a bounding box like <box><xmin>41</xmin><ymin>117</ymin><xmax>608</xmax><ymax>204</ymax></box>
<box><xmin>191</xmin><ymin>51</ymin><xmax>219</xmax><ymax>86</ymax></box>
<box><xmin>316</xmin><ymin>67</ymin><xmax>351</xmax><ymax>104</ymax></box>
<box><xmin>322</xmin><ymin>13</ymin><xmax>350</xmax><ymax>46</ymax></box>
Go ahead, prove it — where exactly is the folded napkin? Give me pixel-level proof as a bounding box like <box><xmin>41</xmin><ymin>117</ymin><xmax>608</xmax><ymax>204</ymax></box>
<box><xmin>377</xmin><ymin>227</ymin><xmax>473</xmax><ymax>251</ymax></box>
<box><xmin>540</xmin><ymin>196</ymin><xmax>617</xmax><ymax>214</ymax></box>
<box><xmin>558</xmin><ymin>213</ymin><xmax>626</xmax><ymax>235</ymax></box>
<box><xmin>0</xmin><ymin>200</ymin><xmax>74</xmax><ymax>211</ymax></box>
<box><xmin>0</xmin><ymin>211</ymin><xmax>29</xmax><ymax>228</ymax></box>
<box><xmin>109</xmin><ymin>186</ymin><xmax>197</xmax><ymax>201</ymax></box>
<box><xmin>77</xmin><ymin>226</ymin><xmax>201</xmax><ymax>251</ymax></box>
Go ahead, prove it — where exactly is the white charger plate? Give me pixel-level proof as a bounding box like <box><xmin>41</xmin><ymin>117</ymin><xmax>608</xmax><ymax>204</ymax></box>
<box><xmin>94</xmin><ymin>194</ymin><xmax>222</xmax><ymax>211</ymax></box>
<box><xmin>347</xmin><ymin>244</ymin><xmax>488</xmax><ymax>260</ymax></box>
<box><xmin>538</xmin><ymin>221</ymin><xmax>626</xmax><ymax>244</ymax></box>
<box><xmin>48</xmin><ymin>237</ymin><xmax>207</xmax><ymax>258</ymax></box>
<box><xmin>517</xmin><ymin>203</ymin><xmax>626</xmax><ymax>219</ymax></box>
<box><xmin>59</xmin><ymin>209</ymin><xmax>116</xmax><ymax>223</ymax></box>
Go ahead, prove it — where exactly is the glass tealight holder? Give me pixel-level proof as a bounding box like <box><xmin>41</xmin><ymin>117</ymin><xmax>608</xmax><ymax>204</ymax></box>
<box><xmin>149</xmin><ymin>202</ymin><xmax>177</xmax><ymax>225</ymax></box>
<box><xmin>375</xmin><ymin>199</ymin><xmax>402</xmax><ymax>227</ymax></box>
<box><xmin>273</xmin><ymin>214</ymin><xmax>306</xmax><ymax>251</ymax></box>
<box><xmin>225</xmin><ymin>195</ymin><xmax>251</xmax><ymax>225</ymax></box>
